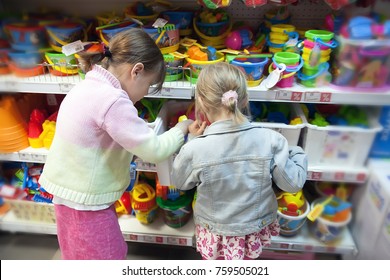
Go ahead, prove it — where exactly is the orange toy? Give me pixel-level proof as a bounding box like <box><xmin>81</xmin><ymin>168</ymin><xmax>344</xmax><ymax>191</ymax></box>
<box><xmin>187</xmin><ymin>46</ymin><xmax>208</xmax><ymax>61</ymax></box>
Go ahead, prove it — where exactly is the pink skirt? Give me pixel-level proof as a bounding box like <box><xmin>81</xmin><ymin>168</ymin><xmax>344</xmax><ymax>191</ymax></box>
<box><xmin>195</xmin><ymin>220</ymin><xmax>280</xmax><ymax>260</ymax></box>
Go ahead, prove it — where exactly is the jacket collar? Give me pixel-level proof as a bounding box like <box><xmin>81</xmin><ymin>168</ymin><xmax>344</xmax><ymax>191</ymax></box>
<box><xmin>203</xmin><ymin>119</ymin><xmax>253</xmax><ymax>136</ymax></box>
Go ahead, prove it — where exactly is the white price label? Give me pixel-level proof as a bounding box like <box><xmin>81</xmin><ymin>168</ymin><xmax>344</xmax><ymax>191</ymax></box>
<box><xmin>161</xmin><ymin>87</ymin><xmax>173</xmax><ymax>97</ymax></box>
<box><xmin>19</xmin><ymin>152</ymin><xmax>32</xmax><ymax>161</ymax></box>
<box><xmin>275</xmin><ymin>91</ymin><xmax>292</xmax><ymax>101</ymax></box>
<box><xmin>5</xmin><ymin>81</ymin><xmax>18</xmax><ymax>91</ymax></box>
<box><xmin>31</xmin><ymin>154</ymin><xmax>46</xmax><ymax>162</ymax></box>
<box><xmin>304</xmin><ymin>92</ymin><xmax>332</xmax><ymax>102</ymax></box>
<box><xmin>59</xmin><ymin>83</ymin><xmax>74</xmax><ymax>92</ymax></box>
<box><xmin>62</xmin><ymin>40</ymin><xmax>84</xmax><ymax>56</ymax></box>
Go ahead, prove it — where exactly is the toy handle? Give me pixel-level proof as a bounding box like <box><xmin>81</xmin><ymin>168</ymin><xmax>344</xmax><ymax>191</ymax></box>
<box><xmin>314</xmin><ymin>37</ymin><xmax>338</xmax><ymax>49</ymax></box>
<box><xmin>297</xmin><ymin>62</ymin><xmax>329</xmax><ymax>81</ymax></box>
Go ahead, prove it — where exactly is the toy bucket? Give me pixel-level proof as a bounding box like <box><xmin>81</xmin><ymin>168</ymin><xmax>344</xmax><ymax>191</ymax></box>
<box><xmin>0</xmin><ymin>48</ymin><xmax>10</xmax><ymax>74</ymax></box>
<box><xmin>270</xmin><ymin>52</ymin><xmax>303</xmax><ymax>88</ymax></box>
<box><xmin>193</xmin><ymin>18</ymin><xmax>232</xmax><ymax>49</ymax></box>
<box><xmin>298</xmin><ymin>62</ymin><xmax>331</xmax><ymax>87</ymax></box>
<box><xmin>142</xmin><ymin>24</ymin><xmax>180</xmax><ymax>50</ymax></box>
<box><xmin>310</xmin><ymin>197</ymin><xmax>352</xmax><ymax>243</ymax></box>
<box><xmin>161</xmin><ymin>10</ymin><xmax>194</xmax><ymax>36</ymax></box>
<box><xmin>5</xmin><ymin>22</ymin><xmax>47</xmax><ymax>51</ymax></box>
<box><xmin>305</xmin><ymin>30</ymin><xmax>334</xmax><ymax>42</ymax></box>
<box><xmin>8</xmin><ymin>51</ymin><xmax>42</xmax><ymax>68</ymax></box>
<box><xmin>157</xmin><ymin>194</ymin><xmax>193</xmax><ymax>228</ymax></box>
<box><xmin>124</xmin><ymin>3</ymin><xmax>158</xmax><ymax>24</ymax></box>
<box><xmin>164</xmin><ymin>54</ymin><xmax>184</xmax><ymax>81</ymax></box>
<box><xmin>229</xmin><ymin>55</ymin><xmax>269</xmax><ymax>87</ymax></box>
<box><xmin>97</xmin><ymin>21</ymin><xmax>138</xmax><ymax>46</ymax></box>
<box><xmin>277</xmin><ymin>200</ymin><xmax>310</xmax><ymax>237</ymax></box>
<box><xmin>184</xmin><ymin>51</ymin><xmax>225</xmax><ymax>83</ymax></box>
<box><xmin>45</xmin><ymin>52</ymin><xmax>78</xmax><ymax>76</ymax></box>
<box><xmin>45</xmin><ymin>22</ymin><xmax>86</xmax><ymax>52</ymax></box>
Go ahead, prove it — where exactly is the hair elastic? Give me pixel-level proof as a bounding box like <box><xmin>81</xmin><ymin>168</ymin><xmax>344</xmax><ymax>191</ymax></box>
<box><xmin>104</xmin><ymin>46</ymin><xmax>112</xmax><ymax>58</ymax></box>
<box><xmin>221</xmin><ymin>90</ymin><xmax>238</xmax><ymax>106</ymax></box>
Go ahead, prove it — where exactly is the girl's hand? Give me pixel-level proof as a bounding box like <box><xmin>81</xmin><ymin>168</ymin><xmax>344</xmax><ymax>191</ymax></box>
<box><xmin>189</xmin><ymin>120</ymin><xmax>207</xmax><ymax>136</ymax></box>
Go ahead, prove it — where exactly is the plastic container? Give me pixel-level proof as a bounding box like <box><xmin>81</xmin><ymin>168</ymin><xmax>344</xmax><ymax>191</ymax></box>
<box><xmin>277</xmin><ymin>200</ymin><xmax>310</xmax><ymax>237</ymax></box>
<box><xmin>310</xmin><ymin>197</ymin><xmax>352</xmax><ymax>243</ymax></box>
<box><xmin>5</xmin><ymin>22</ymin><xmax>47</xmax><ymax>51</ymax></box>
<box><xmin>301</xmin><ymin>107</ymin><xmax>383</xmax><ymax>167</ymax></box>
<box><xmin>161</xmin><ymin>10</ymin><xmax>194</xmax><ymax>36</ymax></box>
<box><xmin>184</xmin><ymin>51</ymin><xmax>224</xmax><ymax>83</ymax></box>
<box><xmin>252</xmin><ymin>103</ymin><xmax>307</xmax><ymax>146</ymax></box>
<box><xmin>45</xmin><ymin>22</ymin><xmax>86</xmax><ymax>52</ymax></box>
<box><xmin>156</xmin><ymin>194</ymin><xmax>193</xmax><ymax>228</ymax></box>
<box><xmin>97</xmin><ymin>21</ymin><xmax>138</xmax><ymax>46</ymax></box>
<box><xmin>45</xmin><ymin>52</ymin><xmax>78</xmax><ymax>76</ymax></box>
<box><xmin>154</xmin><ymin>100</ymin><xmax>194</xmax><ymax>186</ymax></box>
<box><xmin>4</xmin><ymin>199</ymin><xmax>56</xmax><ymax>223</ymax></box>
<box><xmin>331</xmin><ymin>35</ymin><xmax>390</xmax><ymax>89</ymax></box>
<box><xmin>8</xmin><ymin>51</ymin><xmax>42</xmax><ymax>68</ymax></box>
<box><xmin>229</xmin><ymin>55</ymin><xmax>269</xmax><ymax>87</ymax></box>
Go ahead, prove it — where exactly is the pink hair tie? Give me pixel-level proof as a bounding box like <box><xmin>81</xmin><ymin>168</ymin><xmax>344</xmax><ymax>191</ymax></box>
<box><xmin>221</xmin><ymin>90</ymin><xmax>238</xmax><ymax>106</ymax></box>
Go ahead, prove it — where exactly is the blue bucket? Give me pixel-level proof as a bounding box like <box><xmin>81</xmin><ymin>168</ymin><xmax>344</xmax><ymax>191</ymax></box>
<box><xmin>45</xmin><ymin>22</ymin><xmax>85</xmax><ymax>52</ymax></box>
<box><xmin>99</xmin><ymin>22</ymin><xmax>138</xmax><ymax>45</ymax></box>
<box><xmin>8</xmin><ymin>51</ymin><xmax>42</xmax><ymax>68</ymax></box>
<box><xmin>161</xmin><ymin>11</ymin><xmax>194</xmax><ymax>31</ymax></box>
<box><xmin>230</xmin><ymin>55</ymin><xmax>269</xmax><ymax>83</ymax></box>
<box><xmin>5</xmin><ymin>22</ymin><xmax>47</xmax><ymax>51</ymax></box>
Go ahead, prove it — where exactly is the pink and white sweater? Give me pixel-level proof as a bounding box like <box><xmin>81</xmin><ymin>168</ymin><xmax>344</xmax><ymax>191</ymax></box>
<box><xmin>39</xmin><ymin>65</ymin><xmax>184</xmax><ymax>206</ymax></box>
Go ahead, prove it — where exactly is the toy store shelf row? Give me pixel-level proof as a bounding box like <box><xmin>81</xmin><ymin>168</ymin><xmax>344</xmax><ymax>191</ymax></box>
<box><xmin>0</xmin><ymin>74</ymin><xmax>194</xmax><ymax>99</ymax></box>
<box><xmin>1</xmin><ymin>74</ymin><xmax>390</xmax><ymax>105</ymax></box>
<box><xmin>0</xmin><ymin>209</ymin><xmax>358</xmax><ymax>255</ymax></box>
<box><xmin>0</xmin><ymin>147</ymin><xmax>370</xmax><ymax>184</ymax></box>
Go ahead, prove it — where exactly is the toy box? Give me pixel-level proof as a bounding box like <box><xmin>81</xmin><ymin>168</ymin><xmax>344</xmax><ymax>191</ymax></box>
<box><xmin>252</xmin><ymin>103</ymin><xmax>307</xmax><ymax>146</ymax></box>
<box><xmin>350</xmin><ymin>160</ymin><xmax>390</xmax><ymax>259</ymax></box>
<box><xmin>154</xmin><ymin>100</ymin><xmax>194</xmax><ymax>186</ymax></box>
<box><xmin>369</xmin><ymin>106</ymin><xmax>390</xmax><ymax>158</ymax></box>
<box><xmin>301</xmin><ymin>107</ymin><xmax>382</xmax><ymax>167</ymax></box>
<box><xmin>4</xmin><ymin>198</ymin><xmax>55</xmax><ymax>223</ymax></box>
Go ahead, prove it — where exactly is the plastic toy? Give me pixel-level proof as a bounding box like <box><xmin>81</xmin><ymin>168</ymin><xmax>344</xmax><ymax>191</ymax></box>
<box><xmin>310</xmin><ymin>112</ymin><xmax>329</xmax><ymax>127</ymax></box>
<box><xmin>276</xmin><ymin>190</ymin><xmax>305</xmax><ymax>216</ymax></box>
<box><xmin>197</xmin><ymin>0</ymin><xmax>232</xmax><ymax>9</ymax></box>
<box><xmin>340</xmin><ymin>16</ymin><xmax>390</xmax><ymax>39</ymax></box>
<box><xmin>115</xmin><ymin>191</ymin><xmax>132</xmax><ymax>214</ymax></box>
<box><xmin>131</xmin><ymin>182</ymin><xmax>158</xmax><ymax>224</ymax></box>
<box><xmin>307</xmin><ymin>195</ymin><xmax>334</xmax><ymax>221</ymax></box>
<box><xmin>229</xmin><ymin>54</ymin><xmax>269</xmax><ymax>87</ymax></box>
<box><xmin>225</xmin><ymin>29</ymin><xmax>253</xmax><ymax>50</ymax></box>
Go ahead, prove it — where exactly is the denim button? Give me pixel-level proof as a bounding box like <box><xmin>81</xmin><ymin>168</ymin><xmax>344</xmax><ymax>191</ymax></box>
<box><xmin>262</xmin><ymin>220</ymin><xmax>266</xmax><ymax>225</ymax></box>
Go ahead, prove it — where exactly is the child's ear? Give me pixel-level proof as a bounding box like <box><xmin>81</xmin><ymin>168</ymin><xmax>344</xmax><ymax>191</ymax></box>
<box><xmin>131</xmin><ymin>63</ymin><xmax>144</xmax><ymax>77</ymax></box>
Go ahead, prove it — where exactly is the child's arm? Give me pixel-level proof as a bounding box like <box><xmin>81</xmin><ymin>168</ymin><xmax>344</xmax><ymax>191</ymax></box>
<box><xmin>271</xmin><ymin>133</ymin><xmax>307</xmax><ymax>193</ymax></box>
<box><xmin>102</xmin><ymin>97</ymin><xmax>189</xmax><ymax>164</ymax></box>
<box><xmin>171</xmin><ymin>145</ymin><xmax>199</xmax><ymax>191</ymax></box>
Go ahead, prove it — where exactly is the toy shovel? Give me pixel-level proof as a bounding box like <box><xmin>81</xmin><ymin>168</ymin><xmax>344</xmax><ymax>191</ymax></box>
<box><xmin>307</xmin><ymin>195</ymin><xmax>334</xmax><ymax>222</ymax></box>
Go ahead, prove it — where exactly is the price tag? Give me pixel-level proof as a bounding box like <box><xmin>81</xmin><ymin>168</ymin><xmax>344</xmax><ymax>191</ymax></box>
<box><xmin>31</xmin><ymin>154</ymin><xmax>46</xmax><ymax>162</ymax></box>
<box><xmin>62</xmin><ymin>40</ymin><xmax>84</xmax><ymax>56</ymax></box>
<box><xmin>275</xmin><ymin>90</ymin><xmax>292</xmax><ymax>101</ymax></box>
<box><xmin>304</xmin><ymin>92</ymin><xmax>332</xmax><ymax>102</ymax></box>
<box><xmin>334</xmin><ymin>172</ymin><xmax>345</xmax><ymax>181</ymax></box>
<box><xmin>152</xmin><ymin>18</ymin><xmax>168</xmax><ymax>28</ymax></box>
<box><xmin>291</xmin><ymin>91</ymin><xmax>303</xmax><ymax>101</ymax></box>
<box><xmin>304</xmin><ymin>92</ymin><xmax>322</xmax><ymax>102</ymax></box>
<box><xmin>160</xmin><ymin>87</ymin><xmax>173</xmax><ymax>97</ymax></box>
<box><xmin>308</xmin><ymin>171</ymin><xmax>322</xmax><ymax>180</ymax></box>
<box><xmin>5</xmin><ymin>81</ymin><xmax>19</xmax><ymax>91</ymax></box>
<box><xmin>19</xmin><ymin>152</ymin><xmax>32</xmax><ymax>161</ymax></box>
<box><xmin>59</xmin><ymin>83</ymin><xmax>74</xmax><ymax>92</ymax></box>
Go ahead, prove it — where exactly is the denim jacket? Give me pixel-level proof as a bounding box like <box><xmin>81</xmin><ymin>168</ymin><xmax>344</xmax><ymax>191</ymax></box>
<box><xmin>171</xmin><ymin>119</ymin><xmax>307</xmax><ymax>236</ymax></box>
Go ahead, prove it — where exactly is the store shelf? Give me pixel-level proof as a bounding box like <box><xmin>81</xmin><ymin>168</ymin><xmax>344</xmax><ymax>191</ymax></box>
<box><xmin>269</xmin><ymin>223</ymin><xmax>358</xmax><ymax>256</ymax></box>
<box><xmin>248</xmin><ymin>81</ymin><xmax>390</xmax><ymax>105</ymax></box>
<box><xmin>0</xmin><ymin>148</ymin><xmax>370</xmax><ymax>183</ymax></box>
<box><xmin>0</xmin><ymin>209</ymin><xmax>195</xmax><ymax>247</ymax></box>
<box><xmin>0</xmin><ymin>208</ymin><xmax>357</xmax><ymax>255</ymax></box>
<box><xmin>0</xmin><ymin>72</ymin><xmax>194</xmax><ymax>99</ymax></box>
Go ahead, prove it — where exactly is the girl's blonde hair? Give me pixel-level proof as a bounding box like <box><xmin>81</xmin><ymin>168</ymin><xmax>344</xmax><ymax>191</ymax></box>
<box><xmin>77</xmin><ymin>28</ymin><xmax>166</xmax><ymax>94</ymax></box>
<box><xmin>195</xmin><ymin>62</ymin><xmax>250</xmax><ymax>124</ymax></box>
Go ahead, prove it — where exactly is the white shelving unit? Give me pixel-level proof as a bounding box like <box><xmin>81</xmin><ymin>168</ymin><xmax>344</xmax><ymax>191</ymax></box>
<box><xmin>1</xmin><ymin>0</ymin><xmax>389</xmax><ymax>259</ymax></box>
<box><xmin>0</xmin><ymin>209</ymin><xmax>357</xmax><ymax>255</ymax></box>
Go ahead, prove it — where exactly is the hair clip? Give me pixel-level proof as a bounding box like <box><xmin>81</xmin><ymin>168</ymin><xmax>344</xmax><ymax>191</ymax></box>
<box><xmin>221</xmin><ymin>90</ymin><xmax>238</xmax><ymax>106</ymax></box>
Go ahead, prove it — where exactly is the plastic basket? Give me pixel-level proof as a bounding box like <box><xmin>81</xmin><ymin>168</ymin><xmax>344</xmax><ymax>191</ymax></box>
<box><xmin>301</xmin><ymin>107</ymin><xmax>382</xmax><ymax>167</ymax></box>
<box><xmin>154</xmin><ymin>100</ymin><xmax>194</xmax><ymax>186</ymax></box>
<box><xmin>4</xmin><ymin>199</ymin><xmax>56</xmax><ymax>223</ymax></box>
<box><xmin>252</xmin><ymin>103</ymin><xmax>307</xmax><ymax>146</ymax></box>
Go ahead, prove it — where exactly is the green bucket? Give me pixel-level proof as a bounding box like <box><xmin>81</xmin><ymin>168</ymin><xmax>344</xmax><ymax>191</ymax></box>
<box><xmin>274</xmin><ymin>52</ymin><xmax>300</xmax><ymax>65</ymax></box>
<box><xmin>156</xmin><ymin>193</ymin><xmax>193</xmax><ymax>228</ymax></box>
